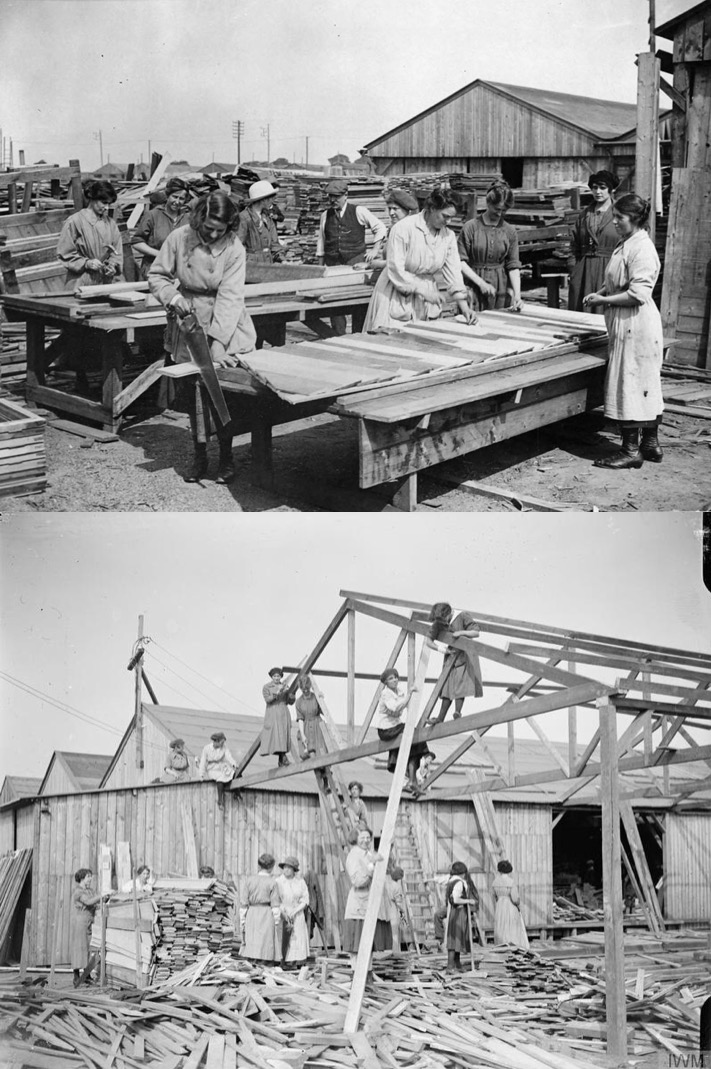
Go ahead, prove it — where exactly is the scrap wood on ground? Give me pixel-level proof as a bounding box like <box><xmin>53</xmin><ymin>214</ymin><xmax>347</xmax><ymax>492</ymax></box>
<box><xmin>0</xmin><ymin>929</ymin><xmax>708</xmax><ymax>1068</ymax></box>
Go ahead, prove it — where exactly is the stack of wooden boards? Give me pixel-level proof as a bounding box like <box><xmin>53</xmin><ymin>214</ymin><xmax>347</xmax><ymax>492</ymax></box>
<box><xmin>234</xmin><ymin>307</ymin><xmax>608</xmax><ymax>406</ymax></box>
<box><xmin>0</xmin><ymin>849</ymin><xmax>32</xmax><ymax>962</ymax></box>
<box><xmin>0</xmin><ymin>207</ymin><xmax>75</xmax><ymax>295</ymax></box>
<box><xmin>1</xmin><ymin>931</ymin><xmax>708</xmax><ymax>1067</ymax></box>
<box><xmin>150</xmin><ymin>879</ymin><xmax>236</xmax><ymax>985</ymax></box>
<box><xmin>0</xmin><ymin>395</ymin><xmax>46</xmax><ymax>497</ymax></box>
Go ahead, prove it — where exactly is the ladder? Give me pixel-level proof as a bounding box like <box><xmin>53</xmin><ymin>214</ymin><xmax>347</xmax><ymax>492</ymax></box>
<box><xmin>392</xmin><ymin>802</ymin><xmax>438</xmax><ymax>948</ymax></box>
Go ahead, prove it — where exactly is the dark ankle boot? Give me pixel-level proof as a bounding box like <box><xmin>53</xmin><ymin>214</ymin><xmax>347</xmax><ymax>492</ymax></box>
<box><xmin>446</xmin><ymin>950</ymin><xmax>457</xmax><ymax>973</ymax></box>
<box><xmin>640</xmin><ymin>426</ymin><xmax>663</xmax><ymax>463</ymax></box>
<box><xmin>216</xmin><ymin>439</ymin><xmax>235</xmax><ymax>484</ymax></box>
<box><xmin>184</xmin><ymin>443</ymin><xmax>208</xmax><ymax>483</ymax></box>
<box><xmin>73</xmin><ymin>969</ymin><xmax>81</xmax><ymax>988</ymax></box>
<box><xmin>594</xmin><ymin>427</ymin><xmax>643</xmax><ymax>469</ymax></box>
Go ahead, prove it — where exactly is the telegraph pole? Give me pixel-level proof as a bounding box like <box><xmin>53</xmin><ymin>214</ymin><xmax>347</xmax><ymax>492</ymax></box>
<box><xmin>93</xmin><ymin>130</ymin><xmax>104</xmax><ymax>167</ymax></box>
<box><xmin>232</xmin><ymin>120</ymin><xmax>243</xmax><ymax>164</ymax></box>
<box><xmin>261</xmin><ymin>124</ymin><xmax>271</xmax><ymax>165</ymax></box>
<box><xmin>305</xmin><ymin>136</ymin><xmax>309</xmax><ymax>167</ymax></box>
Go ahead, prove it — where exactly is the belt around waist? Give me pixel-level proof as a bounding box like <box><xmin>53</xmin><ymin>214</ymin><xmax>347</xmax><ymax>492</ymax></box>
<box><xmin>469</xmin><ymin>263</ymin><xmax>503</xmax><ymax>270</ymax></box>
<box><xmin>182</xmin><ymin>288</ymin><xmax>217</xmax><ymax>297</ymax></box>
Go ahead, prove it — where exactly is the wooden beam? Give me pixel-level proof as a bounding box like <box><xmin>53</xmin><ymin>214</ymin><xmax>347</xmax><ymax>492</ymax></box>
<box><xmin>357</xmin><ymin>627</ymin><xmax>409</xmax><ymax>745</ymax></box>
<box><xmin>568</xmin><ymin>660</ymin><xmax>578</xmax><ymax>773</ymax></box>
<box><xmin>347</xmin><ymin>610</ymin><xmax>356</xmax><ymax>745</ymax></box>
<box><xmin>636</xmin><ymin>52</ymin><xmax>661</xmax><ymax>240</ymax></box>
<box><xmin>508</xmin><ymin>644</ymin><xmax>711</xmax><ymax>682</ymax></box>
<box><xmin>338</xmin><ymin>590</ymin><xmax>711</xmax><ymax>668</ymax></box>
<box><xmin>599</xmin><ymin>697</ymin><xmax>626</xmax><ymax>1060</ymax></box>
<box><xmin>231</xmin><ymin>681</ymin><xmax>607</xmax><ymax>790</ymax></box>
<box><xmin>344</xmin><ymin>642</ymin><xmax>431</xmax><ymax>1033</ymax></box>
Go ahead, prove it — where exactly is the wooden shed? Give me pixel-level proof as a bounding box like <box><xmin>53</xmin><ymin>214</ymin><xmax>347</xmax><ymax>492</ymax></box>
<box><xmin>362</xmin><ymin>80</ymin><xmax>644</xmax><ymax>186</ymax></box>
<box><xmin>658</xmin><ymin>0</ymin><xmax>711</xmax><ymax>367</ymax></box>
<box><xmin>38</xmin><ymin>751</ymin><xmax>112</xmax><ymax>796</ymax></box>
<box><xmin>0</xmin><ymin>776</ymin><xmax>41</xmax><ymax>807</ymax></box>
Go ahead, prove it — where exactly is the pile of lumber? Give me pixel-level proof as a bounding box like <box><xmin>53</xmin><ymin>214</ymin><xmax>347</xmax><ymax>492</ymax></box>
<box><xmin>1</xmin><ymin>933</ymin><xmax>707</xmax><ymax>1068</ymax></box>
<box><xmin>90</xmin><ymin>896</ymin><xmax>158</xmax><ymax>987</ymax></box>
<box><xmin>150</xmin><ymin>878</ymin><xmax>236</xmax><ymax>984</ymax></box>
<box><xmin>0</xmin><ymin>395</ymin><xmax>46</xmax><ymax>497</ymax></box>
<box><xmin>0</xmin><ymin>849</ymin><xmax>32</xmax><ymax>960</ymax></box>
<box><xmin>552</xmin><ymin>896</ymin><xmax>604</xmax><ymax>924</ymax></box>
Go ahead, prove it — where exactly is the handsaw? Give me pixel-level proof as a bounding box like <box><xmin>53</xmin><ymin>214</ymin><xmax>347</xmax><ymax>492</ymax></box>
<box><xmin>177</xmin><ymin>311</ymin><xmax>231</xmax><ymax>426</ymax></box>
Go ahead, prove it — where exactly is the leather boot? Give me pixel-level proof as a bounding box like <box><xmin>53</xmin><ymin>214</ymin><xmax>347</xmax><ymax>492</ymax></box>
<box><xmin>594</xmin><ymin>427</ymin><xmax>643</xmax><ymax>469</ymax></box>
<box><xmin>216</xmin><ymin>439</ymin><xmax>236</xmax><ymax>484</ymax></box>
<box><xmin>640</xmin><ymin>426</ymin><xmax>663</xmax><ymax>463</ymax></box>
<box><xmin>184</xmin><ymin>443</ymin><xmax>208</xmax><ymax>483</ymax></box>
<box><xmin>446</xmin><ymin>950</ymin><xmax>457</xmax><ymax>973</ymax></box>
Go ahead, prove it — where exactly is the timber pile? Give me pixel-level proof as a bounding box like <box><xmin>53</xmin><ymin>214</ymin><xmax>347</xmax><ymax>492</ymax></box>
<box><xmin>0</xmin><ymin>850</ymin><xmax>32</xmax><ymax>958</ymax></box>
<box><xmin>150</xmin><ymin>879</ymin><xmax>236</xmax><ymax>984</ymax></box>
<box><xmin>0</xmin><ymin>937</ymin><xmax>706</xmax><ymax>1067</ymax></box>
<box><xmin>0</xmin><ymin>396</ymin><xmax>46</xmax><ymax>497</ymax></box>
<box><xmin>552</xmin><ymin>897</ymin><xmax>604</xmax><ymax>924</ymax></box>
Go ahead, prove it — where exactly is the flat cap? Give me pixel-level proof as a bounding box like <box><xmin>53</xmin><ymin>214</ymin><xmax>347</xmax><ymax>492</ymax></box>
<box><xmin>325</xmin><ymin>179</ymin><xmax>348</xmax><ymax>196</ymax></box>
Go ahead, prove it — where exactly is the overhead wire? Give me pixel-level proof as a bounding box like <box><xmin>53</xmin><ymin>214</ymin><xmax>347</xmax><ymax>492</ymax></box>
<box><xmin>147</xmin><ymin>638</ymin><xmax>262</xmax><ymax>716</ymax></box>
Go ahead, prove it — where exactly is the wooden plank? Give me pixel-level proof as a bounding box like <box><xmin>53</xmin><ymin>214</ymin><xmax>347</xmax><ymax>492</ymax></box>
<box><xmin>358</xmin><ymin>382</ymin><xmax>598</xmax><ymax>487</ymax></box>
<box><xmin>344</xmin><ymin>642</ymin><xmax>431</xmax><ymax>1033</ymax></box>
<box><xmin>181</xmin><ymin>804</ymin><xmax>199</xmax><ymax>878</ymax></box>
<box><xmin>599</xmin><ymin>698</ymin><xmax>626</xmax><ymax>1060</ymax></box>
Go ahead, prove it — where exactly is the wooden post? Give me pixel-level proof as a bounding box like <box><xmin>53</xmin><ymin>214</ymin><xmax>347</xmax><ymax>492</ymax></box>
<box><xmin>344</xmin><ymin>642</ymin><xmax>431</xmax><ymax>1033</ymax></box>
<box><xmin>567</xmin><ymin>660</ymin><xmax>577</xmax><ymax>773</ymax></box>
<box><xmin>636</xmin><ymin>52</ymin><xmax>661</xmax><ymax>241</ymax></box>
<box><xmin>347</xmin><ymin>610</ymin><xmax>356</xmax><ymax>745</ymax></box>
<box><xmin>599</xmin><ymin>696</ymin><xmax>627</xmax><ymax>1062</ymax></box>
<box><xmin>135</xmin><ymin>615</ymin><xmax>144</xmax><ymax>770</ymax></box>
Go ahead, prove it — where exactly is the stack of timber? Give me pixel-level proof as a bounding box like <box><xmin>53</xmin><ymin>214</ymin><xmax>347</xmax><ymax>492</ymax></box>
<box><xmin>0</xmin><ymin>161</ymin><xmax>82</xmax><ymax>217</ymax></box>
<box><xmin>150</xmin><ymin>878</ymin><xmax>236</xmax><ymax>984</ymax></box>
<box><xmin>89</xmin><ymin>896</ymin><xmax>158</xmax><ymax>987</ymax></box>
<box><xmin>0</xmin><ymin>207</ymin><xmax>75</xmax><ymax>295</ymax></box>
<box><xmin>0</xmin><ymin>395</ymin><xmax>46</xmax><ymax>497</ymax></box>
<box><xmin>1</xmin><ymin>935</ymin><xmax>706</xmax><ymax>1067</ymax></box>
<box><xmin>0</xmin><ymin>849</ymin><xmax>32</xmax><ymax>961</ymax></box>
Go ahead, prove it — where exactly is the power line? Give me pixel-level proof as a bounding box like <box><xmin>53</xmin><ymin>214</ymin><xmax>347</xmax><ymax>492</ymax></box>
<box><xmin>148</xmin><ymin>639</ymin><xmax>262</xmax><ymax>716</ymax></box>
<box><xmin>145</xmin><ymin>649</ymin><xmax>236</xmax><ymax>714</ymax></box>
<box><xmin>0</xmin><ymin>670</ymin><xmax>124</xmax><ymax>738</ymax></box>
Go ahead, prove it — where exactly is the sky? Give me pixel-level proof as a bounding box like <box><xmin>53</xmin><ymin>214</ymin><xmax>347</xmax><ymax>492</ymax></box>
<box><xmin>1</xmin><ymin>0</ymin><xmax>689</xmax><ymax>171</ymax></box>
<box><xmin>0</xmin><ymin>512</ymin><xmax>708</xmax><ymax>786</ymax></box>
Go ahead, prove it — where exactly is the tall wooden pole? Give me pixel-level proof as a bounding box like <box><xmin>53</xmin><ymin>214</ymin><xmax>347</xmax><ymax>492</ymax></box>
<box><xmin>599</xmin><ymin>696</ymin><xmax>626</xmax><ymax>1062</ymax></box>
<box><xmin>347</xmin><ymin>610</ymin><xmax>356</xmax><ymax>745</ymax></box>
<box><xmin>636</xmin><ymin>0</ymin><xmax>659</xmax><ymax>240</ymax></box>
<box><xmin>135</xmin><ymin>615</ymin><xmax>144</xmax><ymax>770</ymax></box>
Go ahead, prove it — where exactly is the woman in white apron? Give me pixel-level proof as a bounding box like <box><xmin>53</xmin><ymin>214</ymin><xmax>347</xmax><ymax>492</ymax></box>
<box><xmin>583</xmin><ymin>193</ymin><xmax>664</xmax><ymax>468</ymax></box>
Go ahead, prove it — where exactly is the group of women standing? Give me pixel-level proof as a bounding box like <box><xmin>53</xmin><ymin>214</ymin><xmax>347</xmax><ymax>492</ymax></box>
<box><xmin>437</xmin><ymin>859</ymin><xmax>529</xmax><ymax>972</ymax></box>
<box><xmin>239</xmin><ymin>852</ymin><xmax>311</xmax><ymax>968</ymax></box>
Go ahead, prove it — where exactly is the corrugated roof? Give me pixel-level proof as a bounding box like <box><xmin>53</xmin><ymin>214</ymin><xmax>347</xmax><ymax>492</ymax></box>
<box><xmin>364</xmin><ymin>79</ymin><xmax>640</xmax><ymax>151</ymax></box>
<box><xmin>487</xmin><ymin>82</ymin><xmax>639</xmax><ymax>140</ymax></box>
<box><xmin>141</xmin><ymin>705</ymin><xmax>711</xmax><ymax>806</ymax></box>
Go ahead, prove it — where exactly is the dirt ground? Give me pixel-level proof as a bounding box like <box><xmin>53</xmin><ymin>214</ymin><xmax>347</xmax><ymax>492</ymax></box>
<box><xmin>3</xmin><ymin>399</ymin><xmax>710</xmax><ymax>514</ymax></box>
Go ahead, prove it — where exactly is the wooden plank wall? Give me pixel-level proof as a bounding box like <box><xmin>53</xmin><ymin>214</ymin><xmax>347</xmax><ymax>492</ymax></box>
<box><xmin>664</xmin><ymin>811</ymin><xmax>711</xmax><ymax>920</ymax></box>
<box><xmin>0</xmin><ymin>805</ymin><xmax>35</xmax><ymax>856</ymax></box>
<box><xmin>369</xmin><ymin>84</ymin><xmax>598</xmax><ymax>160</ymax></box>
<box><xmin>661</xmin><ymin>168</ymin><xmax>711</xmax><ymax>366</ymax></box>
<box><xmin>103</xmin><ymin>715</ymin><xmax>177</xmax><ymax>789</ymax></box>
<box><xmin>40</xmin><ymin>760</ymin><xmax>75</xmax><ymax>797</ymax></box>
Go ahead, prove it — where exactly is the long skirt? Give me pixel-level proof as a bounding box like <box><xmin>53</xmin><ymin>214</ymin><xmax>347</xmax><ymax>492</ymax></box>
<box><xmin>446</xmin><ymin>904</ymin><xmax>470</xmax><ymax>953</ymax></box>
<box><xmin>281</xmin><ymin>911</ymin><xmax>310</xmax><ymax>963</ymax></box>
<box><xmin>441</xmin><ymin>650</ymin><xmax>483</xmax><ymax>700</ymax></box>
<box><xmin>240</xmin><ymin>904</ymin><xmax>279</xmax><ymax>962</ymax></box>
<box><xmin>70</xmin><ymin>912</ymin><xmax>92</xmax><ymax>970</ymax></box>
<box><xmin>494</xmin><ymin>898</ymin><xmax>529</xmax><ymax>949</ymax></box>
<box><xmin>341</xmin><ymin>918</ymin><xmax>393</xmax><ymax>954</ymax></box>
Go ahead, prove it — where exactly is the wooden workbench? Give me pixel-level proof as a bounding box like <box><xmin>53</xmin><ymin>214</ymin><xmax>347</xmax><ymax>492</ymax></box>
<box><xmin>223</xmin><ymin>307</ymin><xmax>608</xmax><ymax>510</ymax></box>
<box><xmin>0</xmin><ymin>283</ymin><xmax>372</xmax><ymax>431</ymax></box>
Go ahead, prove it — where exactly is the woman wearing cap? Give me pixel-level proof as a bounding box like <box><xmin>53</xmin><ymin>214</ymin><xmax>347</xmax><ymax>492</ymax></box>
<box><xmin>163</xmin><ymin>738</ymin><xmax>191</xmax><ymax>782</ymax></box>
<box><xmin>376</xmin><ymin>668</ymin><xmax>427</xmax><ymax>794</ymax></box>
<box><xmin>568</xmin><ymin>170</ymin><xmax>620</xmax><ymax>312</ymax></box>
<box><xmin>275</xmin><ymin>857</ymin><xmax>310</xmax><ymax>968</ymax></box>
<box><xmin>130</xmin><ymin>178</ymin><xmax>192</xmax><ymax>279</ymax></box>
<box><xmin>260</xmin><ymin>668</ymin><xmax>295</xmax><ymax>768</ymax></box>
<box><xmin>239</xmin><ymin>853</ymin><xmax>281</xmax><ymax>963</ymax></box>
<box><xmin>444</xmin><ymin>861</ymin><xmax>480</xmax><ymax>972</ymax></box>
<box><xmin>492</xmin><ymin>860</ymin><xmax>529</xmax><ymax>949</ymax></box>
<box><xmin>149</xmin><ymin>190</ymin><xmax>257</xmax><ymax>484</ymax></box>
<box><xmin>363</xmin><ymin>187</ymin><xmax>476</xmax><ymax>333</ymax></box>
<box><xmin>237</xmin><ymin>181</ymin><xmax>282</xmax><ymax>266</ymax></box>
<box><xmin>583</xmin><ymin>194</ymin><xmax>664</xmax><ymax>469</ymax></box>
<box><xmin>427</xmin><ymin>606</ymin><xmax>483</xmax><ymax>725</ymax></box>
<box><xmin>458</xmin><ymin>181</ymin><xmax>523</xmax><ymax>312</ymax></box>
<box><xmin>343</xmin><ymin>828</ymin><xmax>392</xmax><ymax>972</ymax></box>
<box><xmin>198</xmin><ymin>731</ymin><xmax>238</xmax><ymax>782</ymax></box>
<box><xmin>57</xmin><ymin>179</ymin><xmax>123</xmax><ymax>288</ymax></box>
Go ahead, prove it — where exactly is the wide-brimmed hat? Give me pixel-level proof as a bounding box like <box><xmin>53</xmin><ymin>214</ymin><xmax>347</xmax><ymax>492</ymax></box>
<box><xmin>211</xmin><ymin>731</ymin><xmax>226</xmax><ymax>742</ymax></box>
<box><xmin>248</xmin><ymin>180</ymin><xmax>278</xmax><ymax>203</ymax></box>
<box><xmin>325</xmin><ymin>179</ymin><xmax>348</xmax><ymax>196</ymax></box>
<box><xmin>279</xmin><ymin>855</ymin><xmax>300</xmax><ymax>871</ymax></box>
